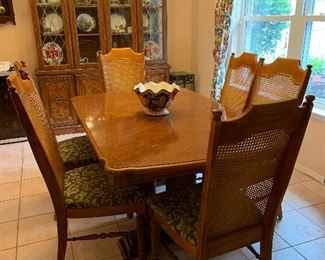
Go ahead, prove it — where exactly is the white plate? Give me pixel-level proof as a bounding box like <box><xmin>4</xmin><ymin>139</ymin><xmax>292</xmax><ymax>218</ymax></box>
<box><xmin>143</xmin><ymin>14</ymin><xmax>149</xmax><ymax>28</ymax></box>
<box><xmin>77</xmin><ymin>13</ymin><xmax>96</xmax><ymax>32</ymax></box>
<box><xmin>41</xmin><ymin>13</ymin><xmax>63</xmax><ymax>33</ymax></box>
<box><xmin>42</xmin><ymin>42</ymin><xmax>64</xmax><ymax>65</ymax></box>
<box><xmin>110</xmin><ymin>13</ymin><xmax>126</xmax><ymax>32</ymax></box>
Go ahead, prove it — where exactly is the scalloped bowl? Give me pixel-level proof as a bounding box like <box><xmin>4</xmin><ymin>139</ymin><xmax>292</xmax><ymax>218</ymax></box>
<box><xmin>134</xmin><ymin>81</ymin><xmax>180</xmax><ymax>116</ymax></box>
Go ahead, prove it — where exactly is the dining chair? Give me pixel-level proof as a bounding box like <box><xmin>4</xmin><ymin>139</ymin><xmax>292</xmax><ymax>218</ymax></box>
<box><xmin>219</xmin><ymin>52</ymin><xmax>262</xmax><ymax>112</ymax></box>
<box><xmin>250</xmin><ymin>57</ymin><xmax>312</xmax><ymax>105</ymax></box>
<box><xmin>7</xmin><ymin>69</ymin><xmax>147</xmax><ymax>260</ymax></box>
<box><xmin>149</xmin><ymin>96</ymin><xmax>314</xmax><ymax>260</ymax></box>
<box><xmin>100</xmin><ymin>48</ymin><xmax>145</xmax><ymax>93</ymax></box>
<box><xmin>12</xmin><ymin>61</ymin><xmax>98</xmax><ymax>171</ymax></box>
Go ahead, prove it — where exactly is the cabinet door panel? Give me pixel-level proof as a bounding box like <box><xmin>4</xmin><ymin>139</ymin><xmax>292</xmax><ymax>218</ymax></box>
<box><xmin>68</xmin><ymin>0</ymin><xmax>106</xmax><ymax>68</ymax></box>
<box><xmin>30</xmin><ymin>0</ymin><xmax>74</xmax><ymax>70</ymax></box>
<box><xmin>76</xmin><ymin>73</ymin><xmax>105</xmax><ymax>95</ymax></box>
<box><xmin>38</xmin><ymin>75</ymin><xmax>78</xmax><ymax>127</ymax></box>
<box><xmin>103</xmin><ymin>0</ymin><xmax>138</xmax><ymax>51</ymax></box>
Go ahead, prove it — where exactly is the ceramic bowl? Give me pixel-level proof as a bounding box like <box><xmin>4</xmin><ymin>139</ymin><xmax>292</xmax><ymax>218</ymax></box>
<box><xmin>134</xmin><ymin>81</ymin><xmax>180</xmax><ymax>116</ymax></box>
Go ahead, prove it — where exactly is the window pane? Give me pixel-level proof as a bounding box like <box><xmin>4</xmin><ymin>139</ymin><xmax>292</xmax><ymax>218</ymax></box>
<box><xmin>304</xmin><ymin>0</ymin><xmax>325</xmax><ymax>16</ymax></box>
<box><xmin>245</xmin><ymin>0</ymin><xmax>296</xmax><ymax>16</ymax></box>
<box><xmin>303</xmin><ymin>22</ymin><xmax>325</xmax><ymax>105</ymax></box>
<box><xmin>245</xmin><ymin>21</ymin><xmax>290</xmax><ymax>62</ymax></box>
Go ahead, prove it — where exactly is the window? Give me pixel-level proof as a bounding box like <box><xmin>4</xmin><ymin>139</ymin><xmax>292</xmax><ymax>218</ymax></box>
<box><xmin>232</xmin><ymin>0</ymin><xmax>325</xmax><ymax>110</ymax></box>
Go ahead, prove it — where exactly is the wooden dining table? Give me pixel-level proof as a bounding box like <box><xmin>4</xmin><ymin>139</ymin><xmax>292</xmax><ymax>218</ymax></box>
<box><xmin>71</xmin><ymin>88</ymin><xmax>239</xmax><ymax>187</ymax></box>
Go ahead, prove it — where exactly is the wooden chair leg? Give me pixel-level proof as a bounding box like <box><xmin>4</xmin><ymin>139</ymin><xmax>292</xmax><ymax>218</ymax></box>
<box><xmin>150</xmin><ymin>217</ymin><xmax>160</xmax><ymax>260</ymax></box>
<box><xmin>136</xmin><ymin>214</ymin><xmax>146</xmax><ymax>260</ymax></box>
<box><xmin>260</xmin><ymin>234</ymin><xmax>272</xmax><ymax>260</ymax></box>
<box><xmin>57</xmin><ymin>216</ymin><xmax>68</xmax><ymax>260</ymax></box>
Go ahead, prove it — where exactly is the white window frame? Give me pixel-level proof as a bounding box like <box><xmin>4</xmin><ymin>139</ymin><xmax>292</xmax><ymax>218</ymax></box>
<box><xmin>231</xmin><ymin>0</ymin><xmax>325</xmax><ymax>115</ymax></box>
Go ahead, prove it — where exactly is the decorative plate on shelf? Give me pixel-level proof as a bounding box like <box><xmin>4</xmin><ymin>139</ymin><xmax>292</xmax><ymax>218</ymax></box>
<box><xmin>41</xmin><ymin>13</ymin><xmax>63</xmax><ymax>33</ymax></box>
<box><xmin>144</xmin><ymin>40</ymin><xmax>161</xmax><ymax>60</ymax></box>
<box><xmin>42</xmin><ymin>42</ymin><xmax>64</xmax><ymax>65</ymax></box>
<box><xmin>77</xmin><ymin>13</ymin><xmax>96</xmax><ymax>32</ymax></box>
<box><xmin>110</xmin><ymin>13</ymin><xmax>126</xmax><ymax>32</ymax></box>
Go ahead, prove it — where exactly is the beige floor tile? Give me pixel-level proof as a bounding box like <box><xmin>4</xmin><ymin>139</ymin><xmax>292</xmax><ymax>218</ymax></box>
<box><xmin>0</xmin><ymin>143</ymin><xmax>23</xmax><ymax>169</ymax></box>
<box><xmin>294</xmin><ymin>237</ymin><xmax>325</xmax><ymax>260</ymax></box>
<box><xmin>0</xmin><ymin>199</ymin><xmax>19</xmax><ymax>223</ymax></box>
<box><xmin>271</xmin><ymin>247</ymin><xmax>305</xmax><ymax>260</ymax></box>
<box><xmin>281</xmin><ymin>201</ymin><xmax>294</xmax><ymax>213</ymax></box>
<box><xmin>0</xmin><ymin>248</ymin><xmax>16</xmax><ymax>260</ymax></box>
<box><xmin>275</xmin><ymin>211</ymin><xmax>325</xmax><ymax>246</ymax></box>
<box><xmin>240</xmin><ymin>233</ymin><xmax>290</xmax><ymax>258</ymax></box>
<box><xmin>298</xmin><ymin>202</ymin><xmax>325</xmax><ymax>229</ymax></box>
<box><xmin>108</xmin><ymin>254</ymin><xmax>123</xmax><ymax>260</ymax></box>
<box><xmin>17</xmin><ymin>238</ymin><xmax>73</xmax><ymax>260</ymax></box>
<box><xmin>211</xmin><ymin>250</ymin><xmax>248</xmax><ymax>259</ymax></box>
<box><xmin>0</xmin><ymin>167</ymin><xmax>21</xmax><ymax>184</ymax></box>
<box><xmin>284</xmin><ymin>182</ymin><xmax>325</xmax><ymax>209</ymax></box>
<box><xmin>22</xmin><ymin>165</ymin><xmax>41</xmax><ymax>180</ymax></box>
<box><xmin>18</xmin><ymin>213</ymin><xmax>57</xmax><ymax>246</ymax></box>
<box><xmin>20</xmin><ymin>194</ymin><xmax>54</xmax><ymax>219</ymax></box>
<box><xmin>0</xmin><ymin>221</ymin><xmax>18</xmax><ymax>250</ymax></box>
<box><xmin>20</xmin><ymin>178</ymin><xmax>48</xmax><ymax>198</ymax></box>
<box><xmin>116</xmin><ymin>218</ymin><xmax>136</xmax><ymax>232</ymax></box>
<box><xmin>71</xmin><ymin>224</ymin><xmax>121</xmax><ymax>260</ymax></box>
<box><xmin>69</xmin><ymin>215</ymin><xmax>116</xmax><ymax>235</ymax></box>
<box><xmin>0</xmin><ymin>181</ymin><xmax>21</xmax><ymax>202</ymax></box>
<box><xmin>289</xmin><ymin>169</ymin><xmax>312</xmax><ymax>184</ymax></box>
<box><xmin>302</xmin><ymin>180</ymin><xmax>325</xmax><ymax>198</ymax></box>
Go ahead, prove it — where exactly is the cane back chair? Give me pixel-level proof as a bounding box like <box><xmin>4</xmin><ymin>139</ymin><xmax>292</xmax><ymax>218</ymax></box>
<box><xmin>149</xmin><ymin>96</ymin><xmax>314</xmax><ymax>260</ymax></box>
<box><xmin>219</xmin><ymin>52</ymin><xmax>262</xmax><ymax>112</ymax></box>
<box><xmin>100</xmin><ymin>48</ymin><xmax>145</xmax><ymax>93</ymax></box>
<box><xmin>7</xmin><ymin>69</ymin><xmax>147</xmax><ymax>260</ymax></box>
<box><xmin>250</xmin><ymin>58</ymin><xmax>312</xmax><ymax>106</ymax></box>
<box><xmin>12</xmin><ymin>61</ymin><xmax>98</xmax><ymax>170</ymax></box>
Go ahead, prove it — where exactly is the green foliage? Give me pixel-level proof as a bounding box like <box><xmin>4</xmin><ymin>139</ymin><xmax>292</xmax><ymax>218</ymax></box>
<box><xmin>248</xmin><ymin>0</ymin><xmax>291</xmax><ymax>55</ymax></box>
<box><xmin>308</xmin><ymin>57</ymin><xmax>325</xmax><ymax>74</ymax></box>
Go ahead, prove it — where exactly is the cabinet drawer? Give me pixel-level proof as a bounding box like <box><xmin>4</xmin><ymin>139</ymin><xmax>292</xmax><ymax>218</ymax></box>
<box><xmin>76</xmin><ymin>73</ymin><xmax>105</xmax><ymax>96</ymax></box>
<box><xmin>38</xmin><ymin>75</ymin><xmax>78</xmax><ymax>128</ymax></box>
<box><xmin>146</xmin><ymin>69</ymin><xmax>169</xmax><ymax>83</ymax></box>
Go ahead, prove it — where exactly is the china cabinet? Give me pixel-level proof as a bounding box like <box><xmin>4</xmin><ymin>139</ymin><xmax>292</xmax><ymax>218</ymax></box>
<box><xmin>30</xmin><ymin>0</ymin><xmax>170</xmax><ymax>133</ymax></box>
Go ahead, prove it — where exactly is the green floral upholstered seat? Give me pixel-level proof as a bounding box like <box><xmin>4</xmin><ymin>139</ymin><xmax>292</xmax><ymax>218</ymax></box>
<box><xmin>64</xmin><ymin>164</ymin><xmax>146</xmax><ymax>208</ymax></box>
<box><xmin>148</xmin><ymin>184</ymin><xmax>202</xmax><ymax>245</ymax></box>
<box><xmin>58</xmin><ymin>136</ymin><xmax>98</xmax><ymax>170</ymax></box>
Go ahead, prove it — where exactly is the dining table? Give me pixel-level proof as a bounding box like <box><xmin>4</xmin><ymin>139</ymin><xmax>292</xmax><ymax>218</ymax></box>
<box><xmin>71</xmin><ymin>88</ymin><xmax>239</xmax><ymax>188</ymax></box>
<box><xmin>71</xmin><ymin>88</ymin><xmax>240</xmax><ymax>258</ymax></box>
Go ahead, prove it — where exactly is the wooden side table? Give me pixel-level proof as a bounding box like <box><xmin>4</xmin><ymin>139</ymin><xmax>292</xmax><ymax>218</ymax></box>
<box><xmin>170</xmin><ymin>71</ymin><xmax>195</xmax><ymax>91</ymax></box>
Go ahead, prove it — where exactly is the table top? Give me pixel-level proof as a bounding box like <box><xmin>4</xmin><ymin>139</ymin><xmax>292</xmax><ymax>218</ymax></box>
<box><xmin>72</xmin><ymin>89</ymin><xmax>239</xmax><ymax>179</ymax></box>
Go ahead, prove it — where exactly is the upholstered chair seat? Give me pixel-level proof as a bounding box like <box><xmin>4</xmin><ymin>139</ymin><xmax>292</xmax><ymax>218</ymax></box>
<box><xmin>58</xmin><ymin>135</ymin><xmax>98</xmax><ymax>170</ymax></box>
<box><xmin>148</xmin><ymin>184</ymin><xmax>201</xmax><ymax>245</ymax></box>
<box><xmin>64</xmin><ymin>164</ymin><xmax>146</xmax><ymax>209</ymax></box>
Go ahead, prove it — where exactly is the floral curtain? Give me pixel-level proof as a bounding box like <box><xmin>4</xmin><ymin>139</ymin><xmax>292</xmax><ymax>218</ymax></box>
<box><xmin>211</xmin><ymin>0</ymin><xmax>234</xmax><ymax>100</ymax></box>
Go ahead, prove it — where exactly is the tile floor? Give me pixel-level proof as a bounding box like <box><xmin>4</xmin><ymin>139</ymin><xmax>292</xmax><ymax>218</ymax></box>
<box><xmin>0</xmin><ymin>138</ymin><xmax>325</xmax><ymax>260</ymax></box>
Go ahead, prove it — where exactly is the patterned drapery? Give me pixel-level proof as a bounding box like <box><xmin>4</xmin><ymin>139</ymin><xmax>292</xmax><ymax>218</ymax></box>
<box><xmin>211</xmin><ymin>0</ymin><xmax>234</xmax><ymax>100</ymax></box>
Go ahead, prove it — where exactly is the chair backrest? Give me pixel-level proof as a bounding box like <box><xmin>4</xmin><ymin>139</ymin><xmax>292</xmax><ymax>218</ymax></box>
<box><xmin>251</xmin><ymin>57</ymin><xmax>312</xmax><ymax>105</ymax></box>
<box><xmin>100</xmin><ymin>48</ymin><xmax>145</xmax><ymax>93</ymax></box>
<box><xmin>220</xmin><ymin>52</ymin><xmax>262</xmax><ymax>112</ymax></box>
<box><xmin>7</xmin><ymin>62</ymin><xmax>66</xmax><ymax>212</ymax></box>
<box><xmin>197</xmin><ymin>96</ymin><xmax>314</xmax><ymax>255</ymax></box>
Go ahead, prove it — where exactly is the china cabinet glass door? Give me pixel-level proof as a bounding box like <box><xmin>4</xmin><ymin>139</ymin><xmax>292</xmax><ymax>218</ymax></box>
<box><xmin>33</xmin><ymin>0</ymin><xmax>73</xmax><ymax>69</ymax></box>
<box><xmin>69</xmin><ymin>0</ymin><xmax>106</xmax><ymax>68</ymax></box>
<box><xmin>106</xmin><ymin>0</ymin><xmax>137</xmax><ymax>50</ymax></box>
<box><xmin>142</xmin><ymin>0</ymin><xmax>165</xmax><ymax>62</ymax></box>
